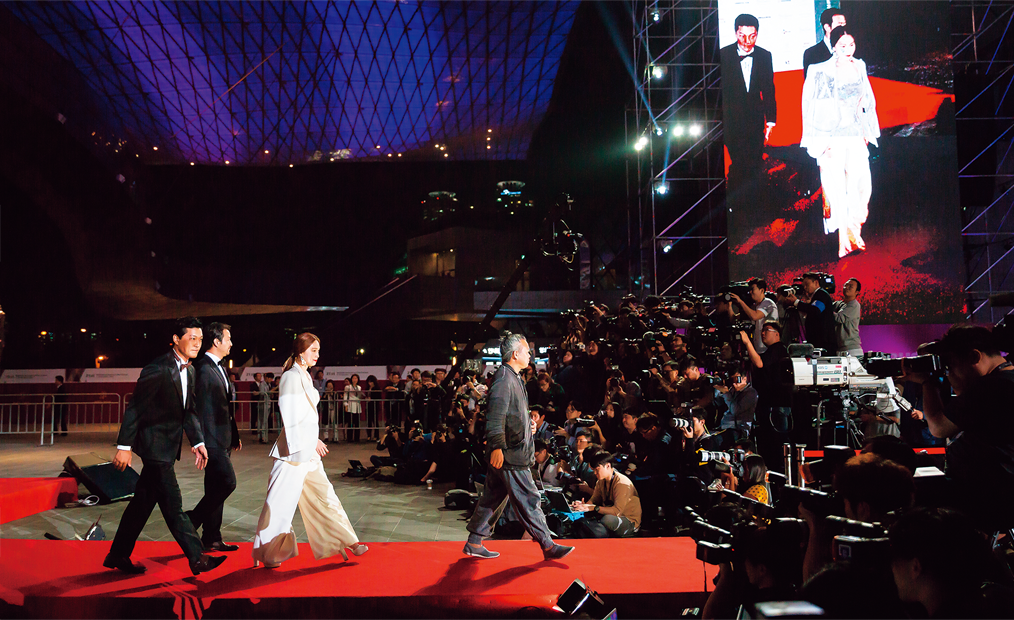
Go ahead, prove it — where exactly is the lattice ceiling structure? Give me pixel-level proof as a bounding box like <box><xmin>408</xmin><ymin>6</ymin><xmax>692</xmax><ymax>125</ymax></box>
<box><xmin>6</xmin><ymin>1</ymin><xmax>578</xmax><ymax>165</ymax></box>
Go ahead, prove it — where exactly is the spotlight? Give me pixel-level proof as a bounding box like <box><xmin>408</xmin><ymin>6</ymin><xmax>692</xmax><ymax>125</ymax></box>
<box><xmin>652</xmin><ymin>10</ymin><xmax>660</xmax><ymax>22</ymax></box>
<box><xmin>655</xmin><ymin>126</ymin><xmax>664</xmax><ymax>136</ymax></box>
<box><xmin>689</xmin><ymin>124</ymin><xmax>703</xmax><ymax>136</ymax></box>
<box><xmin>651</xmin><ymin>64</ymin><xmax>667</xmax><ymax>79</ymax></box>
<box><xmin>634</xmin><ymin>136</ymin><xmax>649</xmax><ymax>151</ymax></box>
<box><xmin>672</xmin><ymin>124</ymin><xmax>684</xmax><ymax>137</ymax></box>
<box><xmin>662</xmin><ymin>242</ymin><xmax>673</xmax><ymax>253</ymax></box>
<box><xmin>654</xmin><ymin>181</ymin><xmax>669</xmax><ymax>195</ymax></box>
<box><xmin>556</xmin><ymin>579</ymin><xmax>615</xmax><ymax>619</ymax></box>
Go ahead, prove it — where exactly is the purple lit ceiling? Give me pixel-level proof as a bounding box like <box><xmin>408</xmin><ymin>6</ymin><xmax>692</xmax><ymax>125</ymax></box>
<box><xmin>6</xmin><ymin>1</ymin><xmax>578</xmax><ymax>164</ymax></box>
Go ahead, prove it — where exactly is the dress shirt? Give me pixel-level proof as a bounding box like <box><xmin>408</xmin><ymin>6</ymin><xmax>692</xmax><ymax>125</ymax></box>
<box><xmin>739</xmin><ymin>46</ymin><xmax>754</xmax><ymax>92</ymax></box>
<box><xmin>204</xmin><ymin>351</ymin><xmax>230</xmax><ymax>386</ymax></box>
<box><xmin>118</xmin><ymin>351</ymin><xmax>204</xmax><ymax>452</ymax></box>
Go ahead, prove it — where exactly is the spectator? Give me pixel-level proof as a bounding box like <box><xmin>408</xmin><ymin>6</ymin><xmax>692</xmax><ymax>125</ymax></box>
<box><xmin>54</xmin><ymin>375</ymin><xmax>68</xmax><ymax>436</ymax></box>
<box><xmin>343</xmin><ymin>374</ymin><xmax>363</xmax><ymax>442</ymax></box>
<box><xmin>383</xmin><ymin>371</ymin><xmax>407</xmax><ymax>431</ymax></box>
<box><xmin>363</xmin><ymin>375</ymin><xmax>380</xmax><ymax>442</ymax></box>
<box><xmin>321</xmin><ymin>380</ymin><xmax>336</xmax><ymax>443</ymax></box>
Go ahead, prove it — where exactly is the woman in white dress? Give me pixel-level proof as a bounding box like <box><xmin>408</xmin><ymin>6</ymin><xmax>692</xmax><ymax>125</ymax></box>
<box><xmin>343</xmin><ymin>373</ymin><xmax>363</xmax><ymax>443</ymax></box>
<box><xmin>252</xmin><ymin>332</ymin><xmax>368</xmax><ymax>567</ymax></box>
<box><xmin>800</xmin><ymin>26</ymin><xmax>881</xmax><ymax>258</ymax></box>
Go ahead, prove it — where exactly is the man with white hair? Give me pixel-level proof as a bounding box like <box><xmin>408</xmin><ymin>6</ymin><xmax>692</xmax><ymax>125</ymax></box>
<box><xmin>463</xmin><ymin>331</ymin><xmax>575</xmax><ymax>561</ymax></box>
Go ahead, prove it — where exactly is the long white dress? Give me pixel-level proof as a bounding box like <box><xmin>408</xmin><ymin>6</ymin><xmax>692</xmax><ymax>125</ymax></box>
<box><xmin>251</xmin><ymin>364</ymin><xmax>359</xmax><ymax>565</ymax></box>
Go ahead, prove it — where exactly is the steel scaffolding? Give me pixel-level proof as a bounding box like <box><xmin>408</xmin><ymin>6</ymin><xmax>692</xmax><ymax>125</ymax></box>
<box><xmin>953</xmin><ymin>1</ymin><xmax>1014</xmax><ymax>323</ymax></box>
<box><xmin>627</xmin><ymin>0</ymin><xmax>725</xmax><ymax>298</ymax></box>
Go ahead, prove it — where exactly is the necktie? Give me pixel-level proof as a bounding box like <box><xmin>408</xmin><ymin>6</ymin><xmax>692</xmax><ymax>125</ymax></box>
<box><xmin>739</xmin><ymin>52</ymin><xmax>753</xmax><ymax>62</ymax></box>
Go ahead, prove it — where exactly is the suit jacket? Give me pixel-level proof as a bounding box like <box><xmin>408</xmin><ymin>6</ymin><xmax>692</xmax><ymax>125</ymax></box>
<box><xmin>720</xmin><ymin>43</ymin><xmax>776</xmax><ymax>140</ymax></box>
<box><xmin>803</xmin><ymin>40</ymin><xmax>832</xmax><ymax>78</ymax></box>
<box><xmin>194</xmin><ymin>353</ymin><xmax>240</xmax><ymax>452</ymax></box>
<box><xmin>117</xmin><ymin>351</ymin><xmax>205</xmax><ymax>462</ymax></box>
<box><xmin>269</xmin><ymin>366</ymin><xmax>320</xmax><ymax>462</ymax></box>
<box><xmin>484</xmin><ymin>364</ymin><xmax>533</xmax><ymax>470</ymax></box>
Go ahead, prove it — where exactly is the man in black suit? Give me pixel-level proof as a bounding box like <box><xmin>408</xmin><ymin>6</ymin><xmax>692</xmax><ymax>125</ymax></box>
<box><xmin>803</xmin><ymin>8</ymin><xmax>847</xmax><ymax>78</ymax></box>
<box><xmin>720</xmin><ymin>13</ymin><xmax>776</xmax><ymax>196</ymax></box>
<box><xmin>785</xmin><ymin>273</ymin><xmax>836</xmax><ymax>353</ymax></box>
<box><xmin>105</xmin><ymin>317</ymin><xmax>226</xmax><ymax>576</ymax></box>
<box><xmin>186</xmin><ymin>322</ymin><xmax>241</xmax><ymax>552</ymax></box>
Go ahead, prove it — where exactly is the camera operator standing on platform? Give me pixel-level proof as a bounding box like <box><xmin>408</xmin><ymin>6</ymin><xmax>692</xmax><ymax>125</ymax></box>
<box><xmin>786</xmin><ymin>273</ymin><xmax>836</xmax><ymax>352</ymax></box>
<box><xmin>904</xmin><ymin>324</ymin><xmax>1014</xmax><ymax>533</ymax></box>
<box><xmin>463</xmin><ymin>331</ymin><xmax>575</xmax><ymax>561</ymax></box>
<box><xmin>729</xmin><ymin>278</ymin><xmax>779</xmax><ymax>353</ymax></box>
<box><xmin>740</xmin><ymin>324</ymin><xmax>792</xmax><ymax>470</ymax></box>
<box><xmin>775</xmin><ymin>285</ymin><xmax>804</xmax><ymax>344</ymax></box>
<box><xmin>834</xmin><ymin>278</ymin><xmax>863</xmax><ymax>356</ymax></box>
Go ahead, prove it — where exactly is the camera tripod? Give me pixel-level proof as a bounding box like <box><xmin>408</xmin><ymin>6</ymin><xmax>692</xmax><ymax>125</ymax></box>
<box><xmin>814</xmin><ymin>395</ymin><xmax>865</xmax><ymax>450</ymax></box>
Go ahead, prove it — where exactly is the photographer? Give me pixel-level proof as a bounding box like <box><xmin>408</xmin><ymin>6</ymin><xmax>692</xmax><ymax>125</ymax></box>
<box><xmin>615</xmin><ymin>409</ymin><xmax>647</xmax><ymax>458</ymax></box>
<box><xmin>729</xmin><ymin>278</ymin><xmax>779</xmax><ymax>353</ymax></box>
<box><xmin>530</xmin><ymin>405</ymin><xmax>554</xmax><ymax>443</ymax></box>
<box><xmin>904</xmin><ymin>324</ymin><xmax>1014</xmax><ymax>533</ymax></box>
<box><xmin>533</xmin><ymin>440</ymin><xmax>561</xmax><ymax>487</ymax></box>
<box><xmin>785</xmin><ymin>273</ymin><xmax>835</xmax><ymax>353</ymax></box>
<box><xmin>635</xmin><ymin>412</ymin><xmax>685</xmax><ymax>528</ymax></box>
<box><xmin>715</xmin><ymin>371</ymin><xmax>758</xmax><ymax>440</ymax></box>
<box><xmin>834</xmin><ymin>278</ymin><xmax>863</xmax><ymax>356</ymax></box>
<box><xmin>371</xmin><ymin>425</ymin><xmax>405</xmax><ymax>468</ymax></box>
<box><xmin>774</xmin><ymin>284</ymin><xmax>804</xmax><ymax>344</ymax></box>
<box><xmin>739</xmin><ymin>324</ymin><xmax>792</xmax><ymax>470</ymax></box>
<box><xmin>535</xmin><ymin>372</ymin><xmax>567</xmax><ymax>426</ymax></box>
<box><xmin>570</xmin><ymin>451</ymin><xmax>641</xmax><ymax>538</ymax></box>
<box><xmin>675</xmin><ymin>357</ymin><xmax>715</xmax><ymax>414</ymax></box>
<box><xmin>800</xmin><ymin>453</ymin><xmax>915</xmax><ymax>582</ymax></box>
<box><xmin>682</xmin><ymin>407</ymin><xmax>719</xmax><ymax>485</ymax></box>
<box><xmin>889</xmin><ymin>507</ymin><xmax>1002</xmax><ymax>618</ymax></box>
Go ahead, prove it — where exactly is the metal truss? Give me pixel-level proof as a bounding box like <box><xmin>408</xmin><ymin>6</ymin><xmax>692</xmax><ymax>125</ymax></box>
<box><xmin>4</xmin><ymin>1</ymin><xmax>579</xmax><ymax>165</ymax></box>
<box><xmin>954</xmin><ymin>1</ymin><xmax>1014</xmax><ymax>322</ymax></box>
<box><xmin>627</xmin><ymin>0</ymin><xmax>725</xmax><ymax>298</ymax></box>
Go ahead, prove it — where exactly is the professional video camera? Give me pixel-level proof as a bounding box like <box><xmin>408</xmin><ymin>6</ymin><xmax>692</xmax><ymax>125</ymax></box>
<box><xmin>826</xmin><ymin>516</ymin><xmax>890</xmax><ymax>566</ymax></box>
<box><xmin>778</xmin><ymin>485</ymin><xmax>842</xmax><ymax>518</ymax></box>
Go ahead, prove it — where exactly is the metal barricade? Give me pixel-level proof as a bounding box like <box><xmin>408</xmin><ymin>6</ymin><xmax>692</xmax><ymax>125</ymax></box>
<box><xmin>44</xmin><ymin>392</ymin><xmax>124</xmax><ymax>445</ymax></box>
<box><xmin>0</xmin><ymin>393</ymin><xmax>52</xmax><ymax>442</ymax></box>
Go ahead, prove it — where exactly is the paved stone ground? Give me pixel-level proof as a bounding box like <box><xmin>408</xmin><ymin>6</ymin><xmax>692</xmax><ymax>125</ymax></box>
<box><xmin>0</xmin><ymin>431</ymin><xmax>470</xmax><ymax>545</ymax></box>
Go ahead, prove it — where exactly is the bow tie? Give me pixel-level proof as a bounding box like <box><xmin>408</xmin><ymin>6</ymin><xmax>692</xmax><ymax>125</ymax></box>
<box><xmin>739</xmin><ymin>52</ymin><xmax>753</xmax><ymax>62</ymax></box>
<box><xmin>179</xmin><ymin>361</ymin><xmax>192</xmax><ymax>371</ymax></box>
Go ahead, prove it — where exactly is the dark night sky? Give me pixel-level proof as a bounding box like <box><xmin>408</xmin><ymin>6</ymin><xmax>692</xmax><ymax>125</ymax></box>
<box><xmin>0</xmin><ymin>1</ymin><xmax>634</xmax><ymax>368</ymax></box>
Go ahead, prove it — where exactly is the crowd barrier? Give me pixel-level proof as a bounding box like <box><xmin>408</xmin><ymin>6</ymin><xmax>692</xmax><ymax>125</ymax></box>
<box><xmin>0</xmin><ymin>389</ymin><xmax>413</xmax><ymax>447</ymax></box>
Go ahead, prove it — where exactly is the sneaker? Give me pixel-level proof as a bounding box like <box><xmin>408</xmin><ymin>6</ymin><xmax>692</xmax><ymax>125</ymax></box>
<box><xmin>462</xmin><ymin>542</ymin><xmax>500</xmax><ymax>559</ymax></box>
<box><xmin>542</xmin><ymin>544</ymin><xmax>575</xmax><ymax>561</ymax></box>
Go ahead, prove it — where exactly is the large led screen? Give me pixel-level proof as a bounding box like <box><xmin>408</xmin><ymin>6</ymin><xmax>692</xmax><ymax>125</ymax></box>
<box><xmin>719</xmin><ymin>0</ymin><xmax>963</xmax><ymax>323</ymax></box>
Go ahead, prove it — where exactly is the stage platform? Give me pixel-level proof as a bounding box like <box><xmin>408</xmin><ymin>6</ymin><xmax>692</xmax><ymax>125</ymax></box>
<box><xmin>0</xmin><ymin>538</ymin><xmax>715</xmax><ymax>618</ymax></box>
<box><xmin>0</xmin><ymin>478</ymin><xmax>78</xmax><ymax>525</ymax></box>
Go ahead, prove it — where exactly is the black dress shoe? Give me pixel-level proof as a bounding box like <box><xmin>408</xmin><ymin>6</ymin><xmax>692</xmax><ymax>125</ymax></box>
<box><xmin>103</xmin><ymin>554</ymin><xmax>147</xmax><ymax>574</ymax></box>
<box><xmin>189</xmin><ymin>554</ymin><xmax>227</xmax><ymax>576</ymax></box>
<box><xmin>204</xmin><ymin>541</ymin><xmax>239</xmax><ymax>552</ymax></box>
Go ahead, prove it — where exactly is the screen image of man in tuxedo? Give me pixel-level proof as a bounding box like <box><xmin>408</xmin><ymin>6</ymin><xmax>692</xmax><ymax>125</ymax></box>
<box><xmin>104</xmin><ymin>317</ymin><xmax>227</xmax><ymax>576</ymax></box>
<box><xmin>720</xmin><ymin>13</ymin><xmax>776</xmax><ymax>211</ymax></box>
<box><xmin>186</xmin><ymin>321</ymin><xmax>242</xmax><ymax>553</ymax></box>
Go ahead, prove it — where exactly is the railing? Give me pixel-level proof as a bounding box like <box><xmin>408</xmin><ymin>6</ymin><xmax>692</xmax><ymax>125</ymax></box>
<box><xmin>0</xmin><ymin>392</ymin><xmax>124</xmax><ymax>445</ymax></box>
<box><xmin>0</xmin><ymin>389</ymin><xmax>418</xmax><ymax>447</ymax></box>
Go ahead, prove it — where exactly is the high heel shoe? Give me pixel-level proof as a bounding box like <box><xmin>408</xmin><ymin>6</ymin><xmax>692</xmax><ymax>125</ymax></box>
<box><xmin>348</xmin><ymin>543</ymin><xmax>369</xmax><ymax>556</ymax></box>
<box><xmin>254</xmin><ymin>559</ymin><xmax>281</xmax><ymax>568</ymax></box>
<box><xmin>339</xmin><ymin>547</ymin><xmax>349</xmax><ymax>562</ymax></box>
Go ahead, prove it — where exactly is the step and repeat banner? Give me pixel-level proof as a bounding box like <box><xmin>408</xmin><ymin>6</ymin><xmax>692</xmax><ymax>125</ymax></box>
<box><xmin>719</xmin><ymin>0</ymin><xmax>963</xmax><ymax>323</ymax></box>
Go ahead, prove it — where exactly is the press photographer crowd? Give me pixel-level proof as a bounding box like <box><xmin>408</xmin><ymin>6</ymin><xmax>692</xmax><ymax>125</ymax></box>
<box><xmin>332</xmin><ymin>272</ymin><xmax>1014</xmax><ymax>618</ymax></box>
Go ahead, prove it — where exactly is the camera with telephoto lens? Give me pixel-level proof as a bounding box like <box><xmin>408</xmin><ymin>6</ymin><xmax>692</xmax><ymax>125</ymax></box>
<box><xmin>668</xmin><ymin>417</ymin><xmax>692</xmax><ymax>430</ymax></box>
<box><xmin>690</xmin><ymin>504</ymin><xmax>757</xmax><ymax>565</ymax></box>
<box><xmin>864</xmin><ymin>353</ymin><xmax>943</xmax><ymax>380</ymax></box>
<box><xmin>778</xmin><ymin>485</ymin><xmax>841</xmax><ymax>518</ymax></box>
<box><xmin>572</xmin><ymin>417</ymin><xmax>597</xmax><ymax>428</ymax></box>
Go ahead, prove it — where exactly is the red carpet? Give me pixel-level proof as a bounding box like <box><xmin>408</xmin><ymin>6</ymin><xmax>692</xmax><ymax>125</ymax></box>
<box><xmin>0</xmin><ymin>538</ymin><xmax>715</xmax><ymax>618</ymax></box>
<box><xmin>0</xmin><ymin>478</ymin><xmax>78</xmax><ymax>525</ymax></box>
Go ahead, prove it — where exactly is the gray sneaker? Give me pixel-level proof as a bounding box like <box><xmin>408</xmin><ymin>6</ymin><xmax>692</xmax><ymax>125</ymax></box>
<box><xmin>542</xmin><ymin>544</ymin><xmax>575</xmax><ymax>561</ymax></box>
<box><xmin>462</xmin><ymin>542</ymin><xmax>500</xmax><ymax>559</ymax></box>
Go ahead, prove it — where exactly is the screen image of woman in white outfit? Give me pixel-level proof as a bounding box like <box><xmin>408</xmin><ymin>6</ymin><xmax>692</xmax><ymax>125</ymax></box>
<box><xmin>800</xmin><ymin>26</ymin><xmax>881</xmax><ymax>258</ymax></box>
<box><xmin>252</xmin><ymin>332</ymin><xmax>368</xmax><ymax>568</ymax></box>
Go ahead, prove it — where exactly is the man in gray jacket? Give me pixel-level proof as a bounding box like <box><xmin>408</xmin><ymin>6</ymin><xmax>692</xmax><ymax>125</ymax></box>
<box><xmin>834</xmin><ymin>278</ymin><xmax>863</xmax><ymax>356</ymax></box>
<box><xmin>464</xmin><ymin>332</ymin><xmax>575</xmax><ymax>561</ymax></box>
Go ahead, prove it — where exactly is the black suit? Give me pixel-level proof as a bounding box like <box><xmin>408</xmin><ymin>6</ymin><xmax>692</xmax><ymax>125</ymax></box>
<box><xmin>188</xmin><ymin>353</ymin><xmax>239</xmax><ymax>545</ymax></box>
<box><xmin>720</xmin><ymin>44</ymin><xmax>776</xmax><ymax>186</ymax></box>
<box><xmin>803</xmin><ymin>40</ymin><xmax>832</xmax><ymax>79</ymax></box>
<box><xmin>110</xmin><ymin>351</ymin><xmax>205</xmax><ymax>562</ymax></box>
